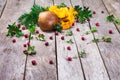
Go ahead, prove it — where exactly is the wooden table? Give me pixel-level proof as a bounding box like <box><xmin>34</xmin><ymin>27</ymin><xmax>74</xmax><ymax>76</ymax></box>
<box><xmin>0</xmin><ymin>0</ymin><xmax>120</xmax><ymax>80</ymax></box>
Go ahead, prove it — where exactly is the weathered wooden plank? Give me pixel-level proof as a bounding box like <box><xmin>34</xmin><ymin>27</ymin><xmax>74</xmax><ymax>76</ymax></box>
<box><xmin>0</xmin><ymin>0</ymin><xmax>34</xmax><ymax>80</ymax></box>
<box><xmin>102</xmin><ymin>0</ymin><xmax>120</xmax><ymax>19</ymax></box>
<box><xmin>70</xmin><ymin>0</ymin><xmax>83</xmax><ymax>6</ymax></box>
<box><xmin>25</xmin><ymin>0</ymin><xmax>57</xmax><ymax>80</ymax></box>
<box><xmin>102</xmin><ymin>0</ymin><xmax>120</xmax><ymax>31</ymax></box>
<box><xmin>72</xmin><ymin>23</ymin><xmax>110</xmax><ymax>80</ymax></box>
<box><xmin>0</xmin><ymin>0</ymin><xmax>6</xmax><ymax>17</ymax></box>
<box><xmin>54</xmin><ymin>0</ymin><xmax>85</xmax><ymax>80</ymax></box>
<box><xmin>56</xmin><ymin>33</ymin><xmax>85</xmax><ymax>80</ymax></box>
<box><xmin>82</xmin><ymin>0</ymin><xmax>120</xmax><ymax>80</ymax></box>
<box><xmin>70</xmin><ymin>0</ymin><xmax>110</xmax><ymax>80</ymax></box>
<box><xmin>0</xmin><ymin>0</ymin><xmax>34</xmax><ymax>33</ymax></box>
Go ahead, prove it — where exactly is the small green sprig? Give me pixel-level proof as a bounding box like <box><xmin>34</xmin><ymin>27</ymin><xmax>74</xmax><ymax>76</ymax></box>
<box><xmin>107</xmin><ymin>15</ymin><xmax>120</xmax><ymax>25</ymax></box>
<box><xmin>54</xmin><ymin>24</ymin><xmax>62</xmax><ymax>32</ymax></box>
<box><xmin>101</xmin><ymin>36</ymin><xmax>111</xmax><ymax>42</ymax></box>
<box><xmin>66</xmin><ymin>30</ymin><xmax>73</xmax><ymax>36</ymax></box>
<box><xmin>18</xmin><ymin>4</ymin><xmax>46</xmax><ymax>29</ymax></box>
<box><xmin>25</xmin><ymin>33</ymin><xmax>36</xmax><ymax>55</ymax></box>
<box><xmin>58</xmin><ymin>3</ymin><xmax>67</xmax><ymax>8</ymax></box>
<box><xmin>73</xmin><ymin>50</ymin><xmax>86</xmax><ymax>58</ymax></box>
<box><xmin>78</xmin><ymin>50</ymin><xmax>86</xmax><ymax>58</ymax></box>
<box><xmin>74</xmin><ymin>6</ymin><xmax>92</xmax><ymax>23</ymax></box>
<box><xmin>66</xmin><ymin>39</ymin><xmax>74</xmax><ymax>44</ymax></box>
<box><xmin>36</xmin><ymin>34</ymin><xmax>46</xmax><ymax>41</ymax></box>
<box><xmin>29</xmin><ymin>24</ymin><xmax>36</xmax><ymax>34</ymax></box>
<box><xmin>25</xmin><ymin>45</ymin><xmax>36</xmax><ymax>55</ymax></box>
<box><xmin>92</xmin><ymin>38</ymin><xmax>99</xmax><ymax>43</ymax></box>
<box><xmin>6</xmin><ymin>22</ymin><xmax>23</xmax><ymax>37</ymax></box>
<box><xmin>85</xmin><ymin>27</ymin><xmax>97</xmax><ymax>35</ymax></box>
<box><xmin>90</xmin><ymin>27</ymin><xmax>97</xmax><ymax>33</ymax></box>
<box><xmin>92</xmin><ymin>36</ymin><xmax>112</xmax><ymax>43</ymax></box>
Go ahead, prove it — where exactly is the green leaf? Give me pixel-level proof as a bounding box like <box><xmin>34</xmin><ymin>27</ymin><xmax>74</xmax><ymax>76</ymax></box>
<box><xmin>29</xmin><ymin>25</ymin><xmax>35</xmax><ymax>34</ymax></box>
<box><xmin>28</xmin><ymin>35</ymin><xmax>34</xmax><ymax>40</ymax></box>
<box><xmin>107</xmin><ymin>15</ymin><xmax>120</xmax><ymax>25</ymax></box>
<box><xmin>102</xmin><ymin>36</ymin><xmax>111</xmax><ymax>42</ymax></box>
<box><xmin>74</xmin><ymin>6</ymin><xmax>92</xmax><ymax>23</ymax></box>
<box><xmin>84</xmin><ymin>31</ymin><xmax>90</xmax><ymax>35</ymax></box>
<box><xmin>114</xmin><ymin>18</ymin><xmax>120</xmax><ymax>25</ymax></box>
<box><xmin>26</xmin><ymin>46</ymin><xmax>35</xmax><ymax>55</ymax></box>
<box><xmin>58</xmin><ymin>3</ymin><xmax>67</xmax><ymax>8</ymax></box>
<box><xmin>66</xmin><ymin>39</ymin><xmax>74</xmax><ymax>44</ymax></box>
<box><xmin>66</xmin><ymin>30</ymin><xmax>73</xmax><ymax>36</ymax></box>
<box><xmin>90</xmin><ymin>27</ymin><xmax>97</xmax><ymax>33</ymax></box>
<box><xmin>105</xmin><ymin>37</ymin><xmax>111</xmax><ymax>42</ymax></box>
<box><xmin>92</xmin><ymin>38</ymin><xmax>99</xmax><ymax>43</ymax></box>
<box><xmin>6</xmin><ymin>22</ymin><xmax>23</xmax><ymax>37</ymax></box>
<box><xmin>84</xmin><ymin>27</ymin><xmax>97</xmax><ymax>35</ymax></box>
<box><xmin>36</xmin><ymin>34</ymin><xmax>46</xmax><ymax>41</ymax></box>
<box><xmin>54</xmin><ymin>24</ymin><xmax>62</xmax><ymax>32</ymax></box>
<box><xmin>18</xmin><ymin>4</ymin><xmax>46</xmax><ymax>29</ymax></box>
<box><xmin>78</xmin><ymin>50</ymin><xmax>86</xmax><ymax>58</ymax></box>
<box><xmin>107</xmin><ymin>15</ymin><xmax>114</xmax><ymax>22</ymax></box>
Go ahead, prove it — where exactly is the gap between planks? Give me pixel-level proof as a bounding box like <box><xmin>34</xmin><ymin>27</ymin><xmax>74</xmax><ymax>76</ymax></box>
<box><xmin>25</xmin><ymin>0</ymin><xmax>57</xmax><ymax>80</ymax></box>
<box><xmin>82</xmin><ymin>0</ymin><xmax>120</xmax><ymax>80</ymax></box>
<box><xmin>0</xmin><ymin>0</ymin><xmax>7</xmax><ymax>18</ymax></box>
<box><xmin>102</xmin><ymin>0</ymin><xmax>120</xmax><ymax>32</ymax></box>
<box><xmin>71</xmin><ymin>0</ymin><xmax>110</xmax><ymax>80</ymax></box>
<box><xmin>0</xmin><ymin>0</ymin><xmax>34</xmax><ymax>80</ymax></box>
<box><xmin>54</xmin><ymin>0</ymin><xmax>85</xmax><ymax>80</ymax></box>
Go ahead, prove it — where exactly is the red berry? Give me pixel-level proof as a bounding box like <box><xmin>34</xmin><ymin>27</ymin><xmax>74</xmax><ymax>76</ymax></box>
<box><xmin>45</xmin><ymin>42</ymin><xmax>49</xmax><ymax>46</ymax></box>
<box><xmin>76</xmin><ymin>28</ymin><xmax>80</xmax><ymax>31</ymax></box>
<box><xmin>93</xmin><ymin>11</ymin><xmax>96</xmax><ymax>14</ymax></box>
<box><xmin>95</xmin><ymin>23</ymin><xmax>100</xmax><ymax>27</ymax></box>
<box><xmin>12</xmin><ymin>39</ymin><xmax>16</xmax><ymax>43</ymax></box>
<box><xmin>36</xmin><ymin>30</ymin><xmax>39</xmax><ymax>34</ymax></box>
<box><xmin>72</xmin><ymin>23</ymin><xmax>75</xmax><ymax>26</ymax></box>
<box><xmin>49</xmin><ymin>60</ymin><xmax>54</xmax><ymax>64</ymax></box>
<box><xmin>61</xmin><ymin>36</ymin><xmax>64</xmax><ymax>40</ymax></box>
<box><xmin>23</xmin><ymin>44</ymin><xmax>27</xmax><ymax>47</ymax></box>
<box><xmin>55</xmin><ymin>31</ymin><xmax>59</xmax><ymax>35</ymax></box>
<box><xmin>76</xmin><ymin>19</ymin><xmax>79</xmax><ymax>22</ymax></box>
<box><xmin>23</xmin><ymin>50</ymin><xmax>27</xmax><ymax>54</ymax></box>
<box><xmin>31</xmin><ymin>60</ymin><xmax>37</xmax><ymax>65</ymax></box>
<box><xmin>109</xmin><ymin>30</ymin><xmax>113</xmax><ymax>34</ymax></box>
<box><xmin>87</xmin><ymin>18</ymin><xmax>90</xmax><ymax>22</ymax></box>
<box><xmin>101</xmin><ymin>11</ymin><xmax>104</xmax><ymax>13</ymax></box>
<box><xmin>24</xmin><ymin>34</ymin><xmax>28</xmax><ymax>38</ymax></box>
<box><xmin>22</xmin><ymin>26</ymin><xmax>25</xmax><ymax>30</ymax></box>
<box><xmin>27</xmin><ymin>42</ymin><xmax>30</xmax><ymax>46</ymax></box>
<box><xmin>67</xmin><ymin>57</ymin><xmax>72</xmax><ymax>61</ymax></box>
<box><xmin>49</xmin><ymin>36</ymin><xmax>53</xmax><ymax>40</ymax></box>
<box><xmin>81</xmin><ymin>36</ymin><xmax>85</xmax><ymax>41</ymax></box>
<box><xmin>17</xmin><ymin>23</ymin><xmax>21</xmax><ymax>27</ymax></box>
<box><xmin>67</xmin><ymin>46</ymin><xmax>71</xmax><ymax>50</ymax></box>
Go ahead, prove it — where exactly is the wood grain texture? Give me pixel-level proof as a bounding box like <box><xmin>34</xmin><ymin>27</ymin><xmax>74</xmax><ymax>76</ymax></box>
<box><xmin>70</xmin><ymin>0</ymin><xmax>83</xmax><ymax>6</ymax></box>
<box><xmin>0</xmin><ymin>0</ymin><xmax>34</xmax><ymax>80</ymax></box>
<box><xmin>102</xmin><ymin>0</ymin><xmax>120</xmax><ymax>18</ymax></box>
<box><xmin>102</xmin><ymin>0</ymin><xmax>120</xmax><ymax>31</ymax></box>
<box><xmin>56</xmin><ymin>32</ymin><xmax>85</xmax><ymax>80</ymax></box>
<box><xmin>0</xmin><ymin>0</ymin><xmax>34</xmax><ymax>33</ymax></box>
<box><xmin>54</xmin><ymin>0</ymin><xmax>85</xmax><ymax>80</ymax></box>
<box><xmin>71</xmin><ymin>0</ymin><xmax>110</xmax><ymax>80</ymax></box>
<box><xmin>72</xmin><ymin>23</ymin><xmax>110</xmax><ymax>80</ymax></box>
<box><xmin>25</xmin><ymin>0</ymin><xmax>57</xmax><ymax>80</ymax></box>
<box><xmin>82</xmin><ymin>0</ymin><xmax>120</xmax><ymax>80</ymax></box>
<box><xmin>0</xmin><ymin>0</ymin><xmax>6</xmax><ymax>17</ymax></box>
<box><xmin>25</xmin><ymin>28</ymin><xmax>57</xmax><ymax>80</ymax></box>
